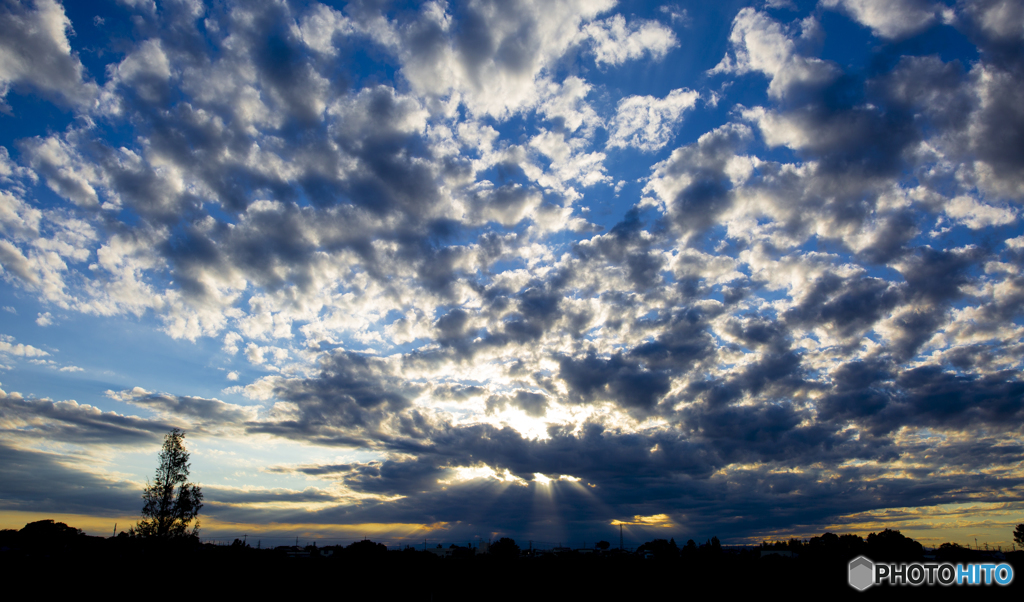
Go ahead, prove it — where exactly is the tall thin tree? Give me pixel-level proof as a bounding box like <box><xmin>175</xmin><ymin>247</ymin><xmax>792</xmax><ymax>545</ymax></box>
<box><xmin>132</xmin><ymin>428</ymin><xmax>203</xmax><ymax>539</ymax></box>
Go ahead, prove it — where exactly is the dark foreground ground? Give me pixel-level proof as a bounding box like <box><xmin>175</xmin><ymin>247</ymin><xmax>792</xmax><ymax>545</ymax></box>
<box><xmin>3</xmin><ymin>534</ymin><xmax>1021</xmax><ymax>600</ymax></box>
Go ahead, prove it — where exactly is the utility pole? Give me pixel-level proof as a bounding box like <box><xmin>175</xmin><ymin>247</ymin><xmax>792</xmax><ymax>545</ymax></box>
<box><xmin>112</xmin><ymin>523</ymin><xmax>117</xmax><ymax>538</ymax></box>
<box><xmin>620</xmin><ymin>524</ymin><xmax>624</xmax><ymax>550</ymax></box>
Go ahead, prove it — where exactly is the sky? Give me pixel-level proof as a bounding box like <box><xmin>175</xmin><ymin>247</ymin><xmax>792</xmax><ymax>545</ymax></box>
<box><xmin>0</xmin><ymin>0</ymin><xmax>1023</xmax><ymax>550</ymax></box>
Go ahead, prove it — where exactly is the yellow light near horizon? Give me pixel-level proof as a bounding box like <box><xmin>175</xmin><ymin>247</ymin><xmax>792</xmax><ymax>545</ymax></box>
<box><xmin>733</xmin><ymin>501</ymin><xmax>1023</xmax><ymax>549</ymax></box>
<box><xmin>194</xmin><ymin>518</ymin><xmax>449</xmax><ymax>542</ymax></box>
<box><xmin>0</xmin><ymin>510</ymin><xmax>449</xmax><ymax>544</ymax></box>
<box><xmin>0</xmin><ymin>510</ymin><xmax>138</xmax><ymax>538</ymax></box>
<box><xmin>610</xmin><ymin>513</ymin><xmax>674</xmax><ymax>528</ymax></box>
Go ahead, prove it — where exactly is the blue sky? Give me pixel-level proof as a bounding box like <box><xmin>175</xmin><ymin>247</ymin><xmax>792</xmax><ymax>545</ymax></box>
<box><xmin>1</xmin><ymin>0</ymin><xmax>1023</xmax><ymax>549</ymax></box>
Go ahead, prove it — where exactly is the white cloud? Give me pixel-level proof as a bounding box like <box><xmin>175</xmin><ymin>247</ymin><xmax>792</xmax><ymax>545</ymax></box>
<box><xmin>0</xmin><ymin>239</ymin><xmax>40</xmax><ymax>285</ymax></box>
<box><xmin>116</xmin><ymin>0</ymin><xmax>157</xmax><ymax>13</ymax></box>
<box><xmin>112</xmin><ymin>38</ymin><xmax>171</xmax><ymax>83</ymax></box>
<box><xmin>397</xmin><ymin>0</ymin><xmax>616</xmax><ymax>119</ymax></box>
<box><xmin>223</xmin><ymin>332</ymin><xmax>243</xmax><ymax>355</ymax></box>
<box><xmin>0</xmin><ymin>189</ymin><xmax>42</xmax><ymax>240</ymax></box>
<box><xmin>21</xmin><ymin>134</ymin><xmax>102</xmax><ymax>208</ymax></box>
<box><xmin>245</xmin><ymin>342</ymin><xmax>267</xmax><ymax>365</ymax></box>
<box><xmin>526</xmin><ymin>129</ymin><xmax>611</xmax><ymax>193</ymax></box>
<box><xmin>710</xmin><ymin>8</ymin><xmax>837</xmax><ymax>99</ymax></box>
<box><xmin>583</xmin><ymin>14</ymin><xmax>678</xmax><ymax>66</ymax></box>
<box><xmin>608</xmin><ymin>88</ymin><xmax>700</xmax><ymax>152</ymax></box>
<box><xmin>102</xmin><ymin>38</ymin><xmax>172</xmax><ymax>106</ymax></box>
<box><xmin>536</xmin><ymin>76</ymin><xmax>600</xmax><ymax>134</ymax></box>
<box><xmin>945</xmin><ymin>196</ymin><xmax>1017</xmax><ymax>229</ymax></box>
<box><xmin>0</xmin><ymin>0</ymin><xmax>98</xmax><ymax>109</ymax></box>
<box><xmin>0</xmin><ymin>232</ymin><xmax>77</xmax><ymax>305</ymax></box>
<box><xmin>739</xmin><ymin>104</ymin><xmax>882</xmax><ymax>152</ymax></box>
<box><xmin>297</xmin><ymin>3</ymin><xmax>356</xmax><ymax>56</ymax></box>
<box><xmin>0</xmin><ymin>335</ymin><xmax>48</xmax><ymax>357</ymax></box>
<box><xmin>821</xmin><ymin>0</ymin><xmax>940</xmax><ymax>40</ymax></box>
<box><xmin>0</xmin><ymin>146</ymin><xmax>36</xmax><ymax>184</ymax></box>
<box><xmin>659</xmin><ymin>5</ymin><xmax>691</xmax><ymax>25</ymax></box>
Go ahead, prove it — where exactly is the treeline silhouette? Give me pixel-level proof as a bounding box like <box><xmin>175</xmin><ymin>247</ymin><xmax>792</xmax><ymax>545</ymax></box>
<box><xmin>2</xmin><ymin>519</ymin><xmax>1020</xmax><ymax>598</ymax></box>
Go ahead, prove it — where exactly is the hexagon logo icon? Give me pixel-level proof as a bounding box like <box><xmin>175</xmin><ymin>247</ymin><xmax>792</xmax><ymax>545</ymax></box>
<box><xmin>849</xmin><ymin>556</ymin><xmax>874</xmax><ymax>591</ymax></box>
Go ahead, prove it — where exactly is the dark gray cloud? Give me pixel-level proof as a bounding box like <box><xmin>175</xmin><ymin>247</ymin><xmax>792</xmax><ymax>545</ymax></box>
<box><xmin>265</xmin><ymin>463</ymin><xmax>352</xmax><ymax>476</ymax></box>
<box><xmin>882</xmin><ymin>366</ymin><xmax>1024</xmax><ymax>431</ymax></box>
<box><xmin>246</xmin><ymin>350</ymin><xmax>422</xmax><ymax>445</ymax></box>
<box><xmin>204</xmin><ymin>486</ymin><xmax>338</xmax><ymax>506</ymax></box>
<box><xmin>0</xmin><ymin>443</ymin><xmax>140</xmax><ymax>515</ymax></box>
<box><xmin>238</xmin><ymin>415</ymin><xmax>1022</xmax><ymax>543</ymax></box>
<box><xmin>557</xmin><ymin>351</ymin><xmax>670</xmax><ymax>414</ymax></box>
<box><xmin>109</xmin><ymin>388</ymin><xmax>256</xmax><ymax>428</ymax></box>
<box><xmin>486</xmin><ymin>390</ymin><xmax>548</xmax><ymax>417</ymax></box>
<box><xmin>0</xmin><ymin>395</ymin><xmax>169</xmax><ymax>444</ymax></box>
<box><xmin>819</xmin><ymin>359</ymin><xmax>1024</xmax><ymax>437</ymax></box>
<box><xmin>956</xmin><ymin>0</ymin><xmax>1024</xmax><ymax>73</ymax></box>
<box><xmin>574</xmin><ymin>208</ymin><xmax>666</xmax><ymax>291</ymax></box>
<box><xmin>652</xmin><ymin>123</ymin><xmax>751</xmax><ymax>241</ymax></box>
<box><xmin>782</xmin><ymin>272</ymin><xmax>902</xmax><ymax>339</ymax></box>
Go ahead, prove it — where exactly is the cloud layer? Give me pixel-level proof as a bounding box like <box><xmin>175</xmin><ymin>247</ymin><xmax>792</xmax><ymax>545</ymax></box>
<box><xmin>0</xmin><ymin>0</ymin><xmax>1021</xmax><ymax>546</ymax></box>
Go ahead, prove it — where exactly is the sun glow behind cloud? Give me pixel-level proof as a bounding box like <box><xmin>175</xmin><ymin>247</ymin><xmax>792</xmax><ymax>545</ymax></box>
<box><xmin>439</xmin><ymin>465</ymin><xmax>529</xmax><ymax>487</ymax></box>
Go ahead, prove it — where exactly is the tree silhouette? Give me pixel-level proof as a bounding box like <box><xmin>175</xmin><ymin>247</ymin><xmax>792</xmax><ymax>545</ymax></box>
<box><xmin>346</xmin><ymin>539</ymin><xmax>388</xmax><ymax>558</ymax></box>
<box><xmin>637</xmin><ymin>538</ymin><xmax>679</xmax><ymax>558</ymax></box>
<box><xmin>131</xmin><ymin>428</ymin><xmax>203</xmax><ymax>539</ymax></box>
<box><xmin>1014</xmin><ymin>524</ymin><xmax>1024</xmax><ymax>548</ymax></box>
<box><xmin>489</xmin><ymin>537</ymin><xmax>520</xmax><ymax>558</ymax></box>
<box><xmin>866</xmin><ymin>528</ymin><xmax>922</xmax><ymax>561</ymax></box>
<box><xmin>3</xmin><ymin>520</ymin><xmax>87</xmax><ymax>555</ymax></box>
<box><xmin>935</xmin><ymin>542</ymin><xmax>975</xmax><ymax>563</ymax></box>
<box><xmin>20</xmin><ymin>519</ymin><xmax>84</xmax><ymax>540</ymax></box>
